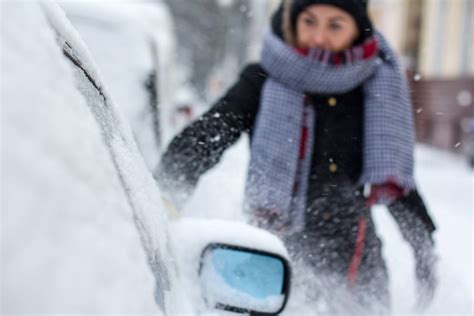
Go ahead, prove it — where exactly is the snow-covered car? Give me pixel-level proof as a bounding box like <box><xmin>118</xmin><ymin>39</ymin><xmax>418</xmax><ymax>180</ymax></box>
<box><xmin>2</xmin><ymin>2</ymin><xmax>290</xmax><ymax>315</ymax></box>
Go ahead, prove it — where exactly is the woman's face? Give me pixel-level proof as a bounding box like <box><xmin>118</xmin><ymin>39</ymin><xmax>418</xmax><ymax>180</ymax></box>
<box><xmin>296</xmin><ymin>4</ymin><xmax>359</xmax><ymax>52</ymax></box>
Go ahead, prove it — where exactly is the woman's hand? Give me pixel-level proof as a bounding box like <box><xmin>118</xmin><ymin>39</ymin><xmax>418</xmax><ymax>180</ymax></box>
<box><xmin>386</xmin><ymin>190</ymin><xmax>438</xmax><ymax>311</ymax></box>
<box><xmin>252</xmin><ymin>208</ymin><xmax>289</xmax><ymax>233</ymax></box>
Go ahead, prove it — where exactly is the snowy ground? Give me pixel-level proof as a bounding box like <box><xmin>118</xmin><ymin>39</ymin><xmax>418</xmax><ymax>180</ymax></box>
<box><xmin>183</xmin><ymin>138</ymin><xmax>473</xmax><ymax>315</ymax></box>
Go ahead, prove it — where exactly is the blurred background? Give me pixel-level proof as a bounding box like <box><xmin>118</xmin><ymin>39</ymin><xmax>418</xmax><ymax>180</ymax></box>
<box><xmin>164</xmin><ymin>0</ymin><xmax>473</xmax><ymax>163</ymax></box>
<box><xmin>49</xmin><ymin>0</ymin><xmax>474</xmax><ymax>162</ymax></box>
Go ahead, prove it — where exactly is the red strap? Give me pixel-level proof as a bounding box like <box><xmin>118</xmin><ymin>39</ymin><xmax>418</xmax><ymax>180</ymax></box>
<box><xmin>299</xmin><ymin>125</ymin><xmax>309</xmax><ymax>159</ymax></box>
<box><xmin>295</xmin><ymin>47</ymin><xmax>310</xmax><ymax>56</ymax></box>
<box><xmin>347</xmin><ymin>216</ymin><xmax>367</xmax><ymax>287</ymax></box>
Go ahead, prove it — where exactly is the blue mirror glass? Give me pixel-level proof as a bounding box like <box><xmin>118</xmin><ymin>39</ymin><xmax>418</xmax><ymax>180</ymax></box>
<box><xmin>200</xmin><ymin>245</ymin><xmax>289</xmax><ymax>314</ymax></box>
<box><xmin>212</xmin><ymin>248</ymin><xmax>284</xmax><ymax>298</ymax></box>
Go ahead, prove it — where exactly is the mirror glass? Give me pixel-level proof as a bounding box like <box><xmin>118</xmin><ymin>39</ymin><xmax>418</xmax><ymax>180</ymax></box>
<box><xmin>200</xmin><ymin>246</ymin><xmax>287</xmax><ymax>314</ymax></box>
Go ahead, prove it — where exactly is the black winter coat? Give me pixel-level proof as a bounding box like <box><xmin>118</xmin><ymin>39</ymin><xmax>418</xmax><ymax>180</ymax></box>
<box><xmin>159</xmin><ymin>62</ymin><xmax>435</xmax><ymax>241</ymax></box>
<box><xmin>161</xmin><ymin>63</ymin><xmax>364</xmax><ymax>193</ymax></box>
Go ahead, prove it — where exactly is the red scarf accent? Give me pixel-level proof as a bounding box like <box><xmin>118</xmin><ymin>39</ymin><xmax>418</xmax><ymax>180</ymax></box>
<box><xmin>292</xmin><ymin>99</ymin><xmax>312</xmax><ymax>194</ymax></box>
<box><xmin>294</xmin><ymin>37</ymin><xmax>379</xmax><ymax>65</ymax></box>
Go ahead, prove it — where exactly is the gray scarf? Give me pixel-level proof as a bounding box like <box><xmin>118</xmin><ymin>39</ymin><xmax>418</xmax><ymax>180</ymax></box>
<box><xmin>245</xmin><ymin>31</ymin><xmax>415</xmax><ymax>233</ymax></box>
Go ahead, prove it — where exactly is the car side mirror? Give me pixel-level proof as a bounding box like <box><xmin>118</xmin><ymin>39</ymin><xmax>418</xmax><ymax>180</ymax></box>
<box><xmin>199</xmin><ymin>243</ymin><xmax>290</xmax><ymax>315</ymax></box>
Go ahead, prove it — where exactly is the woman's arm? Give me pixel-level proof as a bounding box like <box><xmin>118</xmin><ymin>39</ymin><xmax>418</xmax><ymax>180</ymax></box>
<box><xmin>387</xmin><ymin>190</ymin><xmax>437</xmax><ymax>310</ymax></box>
<box><xmin>156</xmin><ymin>64</ymin><xmax>266</xmax><ymax>208</ymax></box>
<box><xmin>387</xmin><ymin>190</ymin><xmax>436</xmax><ymax>246</ymax></box>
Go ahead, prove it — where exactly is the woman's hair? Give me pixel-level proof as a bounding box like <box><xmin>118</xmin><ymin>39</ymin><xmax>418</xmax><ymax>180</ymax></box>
<box><xmin>282</xmin><ymin>0</ymin><xmax>297</xmax><ymax>46</ymax></box>
<box><xmin>273</xmin><ymin>0</ymin><xmax>373</xmax><ymax>46</ymax></box>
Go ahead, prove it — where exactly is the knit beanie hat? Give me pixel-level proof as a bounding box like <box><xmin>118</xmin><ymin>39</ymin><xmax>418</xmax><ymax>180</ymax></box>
<box><xmin>272</xmin><ymin>0</ymin><xmax>373</xmax><ymax>46</ymax></box>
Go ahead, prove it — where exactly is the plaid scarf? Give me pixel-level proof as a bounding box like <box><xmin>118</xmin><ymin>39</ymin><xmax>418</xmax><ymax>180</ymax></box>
<box><xmin>245</xmin><ymin>31</ymin><xmax>415</xmax><ymax>233</ymax></box>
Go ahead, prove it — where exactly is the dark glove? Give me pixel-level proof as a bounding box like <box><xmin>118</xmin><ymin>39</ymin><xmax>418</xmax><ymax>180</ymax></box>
<box><xmin>365</xmin><ymin>181</ymin><xmax>406</xmax><ymax>207</ymax></box>
<box><xmin>387</xmin><ymin>190</ymin><xmax>438</xmax><ymax>311</ymax></box>
<box><xmin>252</xmin><ymin>208</ymin><xmax>289</xmax><ymax>233</ymax></box>
<box><xmin>414</xmin><ymin>247</ymin><xmax>438</xmax><ymax>311</ymax></box>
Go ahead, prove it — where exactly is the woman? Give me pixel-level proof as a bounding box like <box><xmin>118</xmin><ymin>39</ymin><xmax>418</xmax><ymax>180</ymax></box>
<box><xmin>158</xmin><ymin>0</ymin><xmax>437</xmax><ymax>312</ymax></box>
